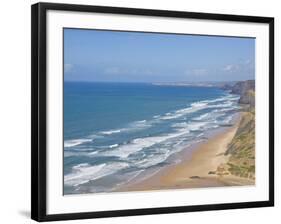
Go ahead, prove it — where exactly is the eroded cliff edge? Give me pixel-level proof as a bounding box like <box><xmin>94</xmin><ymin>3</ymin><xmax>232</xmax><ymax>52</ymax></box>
<box><xmin>216</xmin><ymin>80</ymin><xmax>255</xmax><ymax>180</ymax></box>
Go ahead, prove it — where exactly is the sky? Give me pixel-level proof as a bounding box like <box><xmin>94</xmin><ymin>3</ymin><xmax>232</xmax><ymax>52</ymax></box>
<box><xmin>64</xmin><ymin>28</ymin><xmax>255</xmax><ymax>83</ymax></box>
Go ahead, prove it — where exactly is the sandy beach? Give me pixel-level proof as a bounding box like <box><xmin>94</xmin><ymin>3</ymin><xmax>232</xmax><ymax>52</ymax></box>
<box><xmin>117</xmin><ymin>113</ymin><xmax>254</xmax><ymax>192</ymax></box>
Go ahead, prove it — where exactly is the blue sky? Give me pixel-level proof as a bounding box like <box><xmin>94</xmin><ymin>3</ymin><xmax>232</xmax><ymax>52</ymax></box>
<box><xmin>64</xmin><ymin>28</ymin><xmax>255</xmax><ymax>82</ymax></box>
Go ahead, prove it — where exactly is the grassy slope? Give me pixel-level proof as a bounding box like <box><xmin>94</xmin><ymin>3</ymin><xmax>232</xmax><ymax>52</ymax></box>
<box><xmin>213</xmin><ymin>87</ymin><xmax>255</xmax><ymax>180</ymax></box>
<box><xmin>225</xmin><ymin>108</ymin><xmax>255</xmax><ymax>179</ymax></box>
<box><xmin>225</xmin><ymin>85</ymin><xmax>255</xmax><ymax>179</ymax></box>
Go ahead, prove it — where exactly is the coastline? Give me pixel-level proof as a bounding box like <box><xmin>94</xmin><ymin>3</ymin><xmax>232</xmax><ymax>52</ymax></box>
<box><xmin>116</xmin><ymin>112</ymin><xmax>254</xmax><ymax>192</ymax></box>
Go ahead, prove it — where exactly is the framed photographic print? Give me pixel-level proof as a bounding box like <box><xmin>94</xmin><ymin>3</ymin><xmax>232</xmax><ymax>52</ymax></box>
<box><xmin>31</xmin><ymin>2</ymin><xmax>274</xmax><ymax>222</ymax></box>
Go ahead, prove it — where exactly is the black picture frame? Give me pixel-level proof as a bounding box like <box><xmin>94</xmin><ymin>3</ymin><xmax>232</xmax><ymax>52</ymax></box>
<box><xmin>31</xmin><ymin>2</ymin><xmax>274</xmax><ymax>222</ymax></box>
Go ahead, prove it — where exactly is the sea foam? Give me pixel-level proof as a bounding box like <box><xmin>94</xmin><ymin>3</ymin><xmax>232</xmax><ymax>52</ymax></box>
<box><xmin>65</xmin><ymin>162</ymin><xmax>129</xmax><ymax>186</ymax></box>
<box><xmin>64</xmin><ymin>92</ymin><xmax>240</xmax><ymax>189</ymax></box>
<box><xmin>64</xmin><ymin>139</ymin><xmax>92</xmax><ymax>148</ymax></box>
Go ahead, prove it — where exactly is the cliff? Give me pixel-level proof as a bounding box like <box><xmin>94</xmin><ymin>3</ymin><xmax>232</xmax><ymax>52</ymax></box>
<box><xmin>230</xmin><ymin>80</ymin><xmax>255</xmax><ymax>106</ymax></box>
<box><xmin>215</xmin><ymin>80</ymin><xmax>255</xmax><ymax>180</ymax></box>
<box><xmin>230</xmin><ymin>80</ymin><xmax>255</xmax><ymax>95</ymax></box>
<box><xmin>226</xmin><ymin>80</ymin><xmax>255</xmax><ymax>179</ymax></box>
<box><xmin>225</xmin><ymin>110</ymin><xmax>255</xmax><ymax>179</ymax></box>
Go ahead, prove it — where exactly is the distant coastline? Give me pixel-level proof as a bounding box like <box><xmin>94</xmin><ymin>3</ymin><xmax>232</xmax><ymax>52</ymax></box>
<box><xmin>152</xmin><ymin>81</ymin><xmax>237</xmax><ymax>88</ymax></box>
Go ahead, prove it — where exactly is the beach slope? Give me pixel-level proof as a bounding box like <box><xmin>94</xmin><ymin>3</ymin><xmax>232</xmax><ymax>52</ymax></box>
<box><xmin>119</xmin><ymin>117</ymin><xmax>254</xmax><ymax>192</ymax></box>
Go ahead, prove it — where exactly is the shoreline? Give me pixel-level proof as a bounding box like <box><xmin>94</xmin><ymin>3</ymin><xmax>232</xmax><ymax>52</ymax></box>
<box><xmin>115</xmin><ymin>112</ymin><xmax>254</xmax><ymax>192</ymax></box>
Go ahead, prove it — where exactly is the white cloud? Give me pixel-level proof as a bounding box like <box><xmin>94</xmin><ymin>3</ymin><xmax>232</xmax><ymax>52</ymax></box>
<box><xmin>144</xmin><ymin>69</ymin><xmax>154</xmax><ymax>75</ymax></box>
<box><xmin>244</xmin><ymin>59</ymin><xmax>251</xmax><ymax>65</ymax></box>
<box><xmin>222</xmin><ymin>64</ymin><xmax>242</xmax><ymax>72</ymax></box>
<box><xmin>104</xmin><ymin>67</ymin><xmax>155</xmax><ymax>75</ymax></box>
<box><xmin>104</xmin><ymin>67</ymin><xmax>121</xmax><ymax>74</ymax></box>
<box><xmin>64</xmin><ymin>63</ymin><xmax>73</xmax><ymax>73</ymax></box>
<box><xmin>223</xmin><ymin>65</ymin><xmax>231</xmax><ymax>71</ymax></box>
<box><xmin>185</xmin><ymin>68</ymin><xmax>207</xmax><ymax>76</ymax></box>
<box><xmin>222</xmin><ymin>59</ymin><xmax>253</xmax><ymax>73</ymax></box>
<box><xmin>193</xmin><ymin>68</ymin><xmax>207</xmax><ymax>75</ymax></box>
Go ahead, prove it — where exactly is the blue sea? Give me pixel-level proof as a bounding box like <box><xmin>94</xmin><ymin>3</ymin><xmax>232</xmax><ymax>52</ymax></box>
<box><xmin>64</xmin><ymin>82</ymin><xmax>240</xmax><ymax>194</ymax></box>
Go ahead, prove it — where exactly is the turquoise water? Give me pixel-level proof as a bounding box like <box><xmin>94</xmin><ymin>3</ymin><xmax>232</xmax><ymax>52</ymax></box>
<box><xmin>64</xmin><ymin>82</ymin><xmax>240</xmax><ymax>194</ymax></box>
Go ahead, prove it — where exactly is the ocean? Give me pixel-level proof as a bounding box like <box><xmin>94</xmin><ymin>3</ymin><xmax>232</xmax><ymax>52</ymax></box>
<box><xmin>63</xmin><ymin>82</ymin><xmax>240</xmax><ymax>194</ymax></box>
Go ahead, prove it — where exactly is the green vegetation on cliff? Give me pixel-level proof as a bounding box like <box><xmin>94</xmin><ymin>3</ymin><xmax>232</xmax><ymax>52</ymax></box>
<box><xmin>225</xmin><ymin>109</ymin><xmax>255</xmax><ymax>179</ymax></box>
<box><xmin>226</xmin><ymin>80</ymin><xmax>255</xmax><ymax>179</ymax></box>
<box><xmin>213</xmin><ymin>80</ymin><xmax>255</xmax><ymax>180</ymax></box>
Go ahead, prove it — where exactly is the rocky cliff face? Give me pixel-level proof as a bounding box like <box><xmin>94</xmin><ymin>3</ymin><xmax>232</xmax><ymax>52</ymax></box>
<box><xmin>230</xmin><ymin>80</ymin><xmax>255</xmax><ymax>107</ymax></box>
<box><xmin>216</xmin><ymin>80</ymin><xmax>255</xmax><ymax>180</ymax></box>
<box><xmin>239</xmin><ymin>90</ymin><xmax>255</xmax><ymax>106</ymax></box>
<box><xmin>230</xmin><ymin>80</ymin><xmax>255</xmax><ymax>95</ymax></box>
